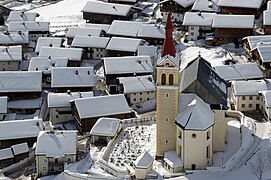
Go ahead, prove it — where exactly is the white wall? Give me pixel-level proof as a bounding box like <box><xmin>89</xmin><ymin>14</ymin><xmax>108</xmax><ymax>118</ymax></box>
<box><xmin>213</xmin><ymin>109</ymin><xmax>227</xmax><ymax>152</ymax></box>
<box><xmin>233</xmin><ymin>95</ymin><xmax>261</xmax><ymax>111</ymax></box>
<box><xmin>50</xmin><ymin>107</ymin><xmax>74</xmax><ymax>125</ymax></box>
<box><xmin>127</xmin><ymin>91</ymin><xmax>156</xmax><ymax>105</ymax></box>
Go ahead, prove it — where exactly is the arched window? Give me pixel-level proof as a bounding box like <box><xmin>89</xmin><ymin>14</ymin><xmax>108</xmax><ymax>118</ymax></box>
<box><xmin>169</xmin><ymin>74</ymin><xmax>174</xmax><ymax>85</ymax></box>
<box><xmin>161</xmin><ymin>74</ymin><xmax>166</xmax><ymax>85</ymax></box>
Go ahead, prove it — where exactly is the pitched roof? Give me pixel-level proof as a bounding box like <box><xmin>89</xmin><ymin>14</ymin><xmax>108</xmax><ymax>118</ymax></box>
<box><xmin>137</xmin><ymin>46</ymin><xmax>157</xmax><ymax>58</ymax></box>
<box><xmin>0</xmin><ymin>45</ymin><xmax>22</xmax><ymax>62</ymax></box>
<box><xmin>36</xmin><ymin>131</ymin><xmax>77</xmax><ymax>157</ymax></box>
<box><xmin>214</xmin><ymin>63</ymin><xmax>263</xmax><ymax>81</ymax></box>
<box><xmin>66</xmin><ymin>27</ymin><xmax>102</xmax><ymax>38</ymax></box>
<box><xmin>243</xmin><ymin>35</ymin><xmax>271</xmax><ymax>50</ymax></box>
<box><xmin>51</xmin><ymin>67</ymin><xmax>95</xmax><ymax>88</ymax></box>
<box><xmin>118</xmin><ymin>75</ymin><xmax>156</xmax><ymax>94</ymax></box>
<box><xmin>183</xmin><ymin>12</ymin><xmax>215</xmax><ymax>26</ymax></box>
<box><xmin>232</xmin><ymin>80</ymin><xmax>268</xmax><ymax>96</ymax></box>
<box><xmin>11</xmin><ymin>143</ymin><xmax>29</xmax><ymax>155</ymax></box>
<box><xmin>160</xmin><ymin>0</ymin><xmax>195</xmax><ymax>8</ymax></box>
<box><xmin>192</xmin><ymin>0</ymin><xmax>219</xmax><ymax>12</ymax></box>
<box><xmin>103</xmin><ymin>55</ymin><xmax>153</xmax><ymax>75</ymax></box>
<box><xmin>90</xmin><ymin>117</ymin><xmax>120</xmax><ymax>137</ymax></box>
<box><xmin>176</xmin><ymin>93</ymin><xmax>214</xmax><ymax>130</ymax></box>
<box><xmin>212</xmin><ymin>14</ymin><xmax>255</xmax><ymax>29</ymax></box>
<box><xmin>106</xmin><ymin>37</ymin><xmax>143</xmax><ymax>52</ymax></box>
<box><xmin>71</xmin><ymin>35</ymin><xmax>110</xmax><ymax>48</ymax></box>
<box><xmin>0</xmin><ymin>148</ymin><xmax>14</xmax><ymax>161</ymax></box>
<box><xmin>35</xmin><ymin>37</ymin><xmax>63</xmax><ymax>53</ymax></box>
<box><xmin>0</xmin><ymin>96</ymin><xmax>8</xmax><ymax>114</ymax></box>
<box><xmin>134</xmin><ymin>151</ymin><xmax>154</xmax><ymax>169</ymax></box>
<box><xmin>0</xmin><ymin>31</ymin><xmax>29</xmax><ymax>44</ymax></box>
<box><xmin>7</xmin><ymin>11</ymin><xmax>38</xmax><ymax>22</ymax></box>
<box><xmin>83</xmin><ymin>23</ymin><xmax>110</xmax><ymax>32</ymax></box>
<box><xmin>8</xmin><ymin>21</ymin><xmax>50</xmax><ymax>32</ymax></box>
<box><xmin>263</xmin><ymin>10</ymin><xmax>271</xmax><ymax>26</ymax></box>
<box><xmin>137</xmin><ymin>24</ymin><xmax>165</xmax><ymax>39</ymax></box>
<box><xmin>72</xmin><ymin>94</ymin><xmax>131</xmax><ymax>119</ymax></box>
<box><xmin>0</xmin><ymin>71</ymin><xmax>42</xmax><ymax>92</ymax></box>
<box><xmin>81</xmin><ymin>0</ymin><xmax>132</xmax><ymax>16</ymax></box>
<box><xmin>0</xmin><ymin>119</ymin><xmax>44</xmax><ymax>140</ymax></box>
<box><xmin>218</xmin><ymin>0</ymin><xmax>262</xmax><ymax>9</ymax></box>
<box><xmin>39</xmin><ymin>47</ymin><xmax>83</xmax><ymax>61</ymax></box>
<box><xmin>259</xmin><ymin>90</ymin><xmax>271</xmax><ymax>107</ymax></box>
<box><xmin>107</xmin><ymin>20</ymin><xmax>143</xmax><ymax>37</ymax></box>
<box><xmin>256</xmin><ymin>45</ymin><xmax>271</xmax><ymax>63</ymax></box>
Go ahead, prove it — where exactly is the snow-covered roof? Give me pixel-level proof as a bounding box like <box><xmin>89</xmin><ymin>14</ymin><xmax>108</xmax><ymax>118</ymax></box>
<box><xmin>268</xmin><ymin>1</ymin><xmax>271</xmax><ymax>10</ymax></box>
<box><xmin>11</xmin><ymin>143</ymin><xmax>29</xmax><ymax>155</ymax></box>
<box><xmin>232</xmin><ymin>80</ymin><xmax>268</xmax><ymax>96</ymax></box>
<box><xmin>214</xmin><ymin>63</ymin><xmax>263</xmax><ymax>81</ymax></box>
<box><xmin>73</xmin><ymin>94</ymin><xmax>131</xmax><ymax>119</ymax></box>
<box><xmin>138</xmin><ymin>2</ymin><xmax>158</xmax><ymax>16</ymax></box>
<box><xmin>39</xmin><ymin>47</ymin><xmax>83</xmax><ymax>61</ymax></box>
<box><xmin>28</xmin><ymin>56</ymin><xmax>68</xmax><ymax>74</ymax></box>
<box><xmin>103</xmin><ymin>55</ymin><xmax>153</xmax><ymax>75</ymax></box>
<box><xmin>83</xmin><ymin>23</ymin><xmax>110</xmax><ymax>32</ymax></box>
<box><xmin>81</xmin><ymin>0</ymin><xmax>132</xmax><ymax>16</ymax></box>
<box><xmin>71</xmin><ymin>35</ymin><xmax>110</xmax><ymax>48</ymax></box>
<box><xmin>0</xmin><ymin>148</ymin><xmax>14</xmax><ymax>161</ymax></box>
<box><xmin>0</xmin><ymin>31</ymin><xmax>29</xmax><ymax>44</ymax></box>
<box><xmin>176</xmin><ymin>93</ymin><xmax>214</xmax><ymax>130</ymax></box>
<box><xmin>192</xmin><ymin>0</ymin><xmax>219</xmax><ymax>12</ymax></box>
<box><xmin>51</xmin><ymin>67</ymin><xmax>95</xmax><ymax>88</ymax></box>
<box><xmin>107</xmin><ymin>20</ymin><xmax>142</xmax><ymax>37</ymax></box>
<box><xmin>218</xmin><ymin>0</ymin><xmax>262</xmax><ymax>9</ymax></box>
<box><xmin>8</xmin><ymin>21</ymin><xmax>50</xmax><ymax>32</ymax></box>
<box><xmin>137</xmin><ymin>46</ymin><xmax>157</xmax><ymax>58</ymax></box>
<box><xmin>157</xmin><ymin>54</ymin><xmax>179</xmax><ymax>67</ymax></box>
<box><xmin>66</xmin><ymin>27</ymin><xmax>102</xmax><ymax>38</ymax></box>
<box><xmin>48</xmin><ymin>91</ymin><xmax>94</xmax><ymax>108</ymax></box>
<box><xmin>256</xmin><ymin>45</ymin><xmax>271</xmax><ymax>63</ymax></box>
<box><xmin>7</xmin><ymin>11</ymin><xmax>38</xmax><ymax>22</ymax></box>
<box><xmin>35</xmin><ymin>37</ymin><xmax>63</xmax><ymax>53</ymax></box>
<box><xmin>118</xmin><ymin>75</ymin><xmax>156</xmax><ymax>94</ymax></box>
<box><xmin>243</xmin><ymin>35</ymin><xmax>271</xmax><ymax>50</ymax></box>
<box><xmin>160</xmin><ymin>0</ymin><xmax>195</xmax><ymax>8</ymax></box>
<box><xmin>106</xmin><ymin>37</ymin><xmax>143</xmax><ymax>52</ymax></box>
<box><xmin>36</xmin><ymin>131</ymin><xmax>77</xmax><ymax>157</ymax></box>
<box><xmin>90</xmin><ymin>117</ymin><xmax>120</xmax><ymax>137</ymax></box>
<box><xmin>0</xmin><ymin>96</ymin><xmax>8</xmax><ymax>114</ymax></box>
<box><xmin>0</xmin><ymin>71</ymin><xmax>42</xmax><ymax>92</ymax></box>
<box><xmin>164</xmin><ymin>151</ymin><xmax>182</xmax><ymax>168</ymax></box>
<box><xmin>137</xmin><ymin>24</ymin><xmax>165</xmax><ymax>39</ymax></box>
<box><xmin>0</xmin><ymin>45</ymin><xmax>22</xmax><ymax>62</ymax></box>
<box><xmin>134</xmin><ymin>151</ymin><xmax>154</xmax><ymax>169</ymax></box>
<box><xmin>8</xmin><ymin>97</ymin><xmax>42</xmax><ymax>109</ymax></box>
<box><xmin>212</xmin><ymin>14</ymin><xmax>255</xmax><ymax>29</ymax></box>
<box><xmin>260</xmin><ymin>91</ymin><xmax>271</xmax><ymax>107</ymax></box>
<box><xmin>263</xmin><ymin>10</ymin><xmax>271</xmax><ymax>26</ymax></box>
<box><xmin>183</xmin><ymin>12</ymin><xmax>215</xmax><ymax>26</ymax></box>
<box><xmin>0</xmin><ymin>119</ymin><xmax>44</xmax><ymax>140</ymax></box>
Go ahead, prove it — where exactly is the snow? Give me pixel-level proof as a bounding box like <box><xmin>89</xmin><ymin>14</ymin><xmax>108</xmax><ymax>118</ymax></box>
<box><xmin>39</xmin><ymin>47</ymin><xmax>83</xmax><ymax>61</ymax></box>
<box><xmin>0</xmin><ymin>31</ymin><xmax>29</xmax><ymax>44</ymax></box>
<box><xmin>0</xmin><ymin>148</ymin><xmax>14</xmax><ymax>161</ymax></box>
<box><xmin>263</xmin><ymin>10</ymin><xmax>271</xmax><ymax>25</ymax></box>
<box><xmin>90</xmin><ymin>117</ymin><xmax>120</xmax><ymax>137</ymax></box>
<box><xmin>71</xmin><ymin>36</ymin><xmax>110</xmax><ymax>48</ymax></box>
<box><xmin>134</xmin><ymin>151</ymin><xmax>154</xmax><ymax>169</ymax></box>
<box><xmin>65</xmin><ymin>27</ymin><xmax>102</xmax><ymax>38</ymax></box>
<box><xmin>157</xmin><ymin>55</ymin><xmax>179</xmax><ymax>66</ymax></box>
<box><xmin>259</xmin><ymin>91</ymin><xmax>271</xmax><ymax>107</ymax></box>
<box><xmin>106</xmin><ymin>37</ymin><xmax>143</xmax><ymax>52</ymax></box>
<box><xmin>8</xmin><ymin>97</ymin><xmax>42</xmax><ymax>109</ymax></box>
<box><xmin>35</xmin><ymin>37</ymin><xmax>63</xmax><ymax>53</ymax></box>
<box><xmin>7</xmin><ymin>11</ymin><xmax>38</xmax><ymax>22</ymax></box>
<box><xmin>232</xmin><ymin>80</ymin><xmax>268</xmax><ymax>96</ymax></box>
<box><xmin>11</xmin><ymin>143</ymin><xmax>29</xmax><ymax>155</ymax></box>
<box><xmin>0</xmin><ymin>71</ymin><xmax>42</xmax><ymax>92</ymax></box>
<box><xmin>160</xmin><ymin>0</ymin><xmax>195</xmax><ymax>8</ymax></box>
<box><xmin>107</xmin><ymin>20</ymin><xmax>142</xmax><ymax>37</ymax></box>
<box><xmin>183</xmin><ymin>12</ymin><xmax>215</xmax><ymax>26</ymax></box>
<box><xmin>103</xmin><ymin>55</ymin><xmax>153</xmax><ymax>75</ymax></box>
<box><xmin>192</xmin><ymin>0</ymin><xmax>219</xmax><ymax>12</ymax></box>
<box><xmin>164</xmin><ymin>151</ymin><xmax>182</xmax><ymax>168</ymax></box>
<box><xmin>244</xmin><ymin>35</ymin><xmax>271</xmax><ymax>50</ymax></box>
<box><xmin>137</xmin><ymin>46</ymin><xmax>157</xmax><ymax>58</ymax></box>
<box><xmin>83</xmin><ymin>23</ymin><xmax>110</xmax><ymax>32</ymax></box>
<box><xmin>256</xmin><ymin>45</ymin><xmax>271</xmax><ymax>62</ymax></box>
<box><xmin>51</xmin><ymin>67</ymin><xmax>94</xmax><ymax>88</ymax></box>
<box><xmin>48</xmin><ymin>91</ymin><xmax>93</xmax><ymax>108</ymax></box>
<box><xmin>176</xmin><ymin>94</ymin><xmax>214</xmax><ymax>130</ymax></box>
<box><xmin>0</xmin><ymin>119</ymin><xmax>43</xmax><ymax>140</ymax></box>
<box><xmin>0</xmin><ymin>96</ymin><xmax>8</xmax><ymax>114</ymax></box>
<box><xmin>73</xmin><ymin>94</ymin><xmax>131</xmax><ymax>119</ymax></box>
<box><xmin>118</xmin><ymin>75</ymin><xmax>156</xmax><ymax>94</ymax></box>
<box><xmin>218</xmin><ymin>0</ymin><xmax>262</xmax><ymax>9</ymax></box>
<box><xmin>36</xmin><ymin>131</ymin><xmax>77</xmax><ymax>157</ymax></box>
<box><xmin>212</xmin><ymin>15</ymin><xmax>255</xmax><ymax>29</ymax></box>
<box><xmin>0</xmin><ymin>46</ymin><xmax>22</xmax><ymax>62</ymax></box>
<box><xmin>137</xmin><ymin>24</ymin><xmax>165</xmax><ymax>39</ymax></box>
<box><xmin>8</xmin><ymin>21</ymin><xmax>50</xmax><ymax>32</ymax></box>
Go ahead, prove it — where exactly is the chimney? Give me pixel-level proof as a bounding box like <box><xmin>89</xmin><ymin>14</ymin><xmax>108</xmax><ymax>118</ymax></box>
<box><xmin>75</xmin><ymin>70</ymin><xmax>79</xmax><ymax>75</ymax></box>
<box><xmin>67</xmin><ymin>90</ymin><xmax>71</xmax><ymax>94</ymax></box>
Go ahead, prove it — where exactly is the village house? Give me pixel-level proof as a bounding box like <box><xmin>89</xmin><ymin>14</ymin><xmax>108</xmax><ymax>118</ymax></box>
<box><xmin>137</xmin><ymin>24</ymin><xmax>165</xmax><ymax>45</ymax></box>
<box><xmin>71</xmin><ymin>36</ymin><xmax>110</xmax><ymax>59</ymax></box>
<box><xmin>106</xmin><ymin>37</ymin><xmax>145</xmax><ymax>57</ymax></box>
<box><xmin>118</xmin><ymin>75</ymin><xmax>156</xmax><ymax>105</ymax></box>
<box><xmin>0</xmin><ymin>71</ymin><xmax>42</xmax><ymax>100</ymax></box>
<box><xmin>182</xmin><ymin>12</ymin><xmax>215</xmax><ymax>41</ymax></box>
<box><xmin>90</xmin><ymin>117</ymin><xmax>121</xmax><ymax>144</ymax></box>
<box><xmin>35</xmin><ymin>131</ymin><xmax>78</xmax><ymax>177</ymax></box>
<box><xmin>242</xmin><ymin>35</ymin><xmax>271</xmax><ymax>58</ymax></box>
<box><xmin>211</xmin><ymin>14</ymin><xmax>255</xmax><ymax>45</ymax></box>
<box><xmin>0</xmin><ymin>31</ymin><xmax>29</xmax><ymax>51</ymax></box>
<box><xmin>107</xmin><ymin>20</ymin><xmax>142</xmax><ymax>38</ymax></box>
<box><xmin>0</xmin><ymin>118</ymin><xmax>43</xmax><ymax>149</ymax></box>
<box><xmin>47</xmin><ymin>91</ymin><xmax>93</xmax><ymax>125</ymax></box>
<box><xmin>7</xmin><ymin>97</ymin><xmax>42</xmax><ymax>114</ymax></box>
<box><xmin>8</xmin><ymin>21</ymin><xmax>50</xmax><ymax>46</ymax></box>
<box><xmin>191</xmin><ymin>0</ymin><xmax>219</xmax><ymax>12</ymax></box>
<box><xmin>102</xmin><ymin>55</ymin><xmax>153</xmax><ymax>91</ymax></box>
<box><xmin>0</xmin><ymin>96</ymin><xmax>7</xmax><ymax>121</ymax></box>
<box><xmin>38</xmin><ymin>47</ymin><xmax>83</xmax><ymax>67</ymax></box>
<box><xmin>134</xmin><ymin>151</ymin><xmax>154</xmax><ymax>179</ymax></box>
<box><xmin>35</xmin><ymin>37</ymin><xmax>63</xmax><ymax>55</ymax></box>
<box><xmin>218</xmin><ymin>0</ymin><xmax>263</xmax><ymax>15</ymax></box>
<box><xmin>259</xmin><ymin>90</ymin><xmax>271</xmax><ymax>120</ymax></box>
<box><xmin>81</xmin><ymin>0</ymin><xmax>141</xmax><ymax>24</ymax></box>
<box><xmin>7</xmin><ymin>11</ymin><xmax>39</xmax><ymax>22</ymax></box>
<box><xmin>28</xmin><ymin>56</ymin><xmax>68</xmax><ymax>87</ymax></box>
<box><xmin>11</xmin><ymin>142</ymin><xmax>29</xmax><ymax>163</ymax></box>
<box><xmin>159</xmin><ymin>0</ymin><xmax>195</xmax><ymax>23</ymax></box>
<box><xmin>231</xmin><ymin>80</ymin><xmax>267</xmax><ymax>111</ymax></box>
<box><xmin>0</xmin><ymin>147</ymin><xmax>14</xmax><ymax>169</ymax></box>
<box><xmin>251</xmin><ymin>45</ymin><xmax>271</xmax><ymax>77</ymax></box>
<box><xmin>65</xmin><ymin>27</ymin><xmax>104</xmax><ymax>45</ymax></box>
<box><xmin>51</xmin><ymin>67</ymin><xmax>95</xmax><ymax>93</ymax></box>
<box><xmin>137</xmin><ymin>46</ymin><xmax>158</xmax><ymax>66</ymax></box>
<box><xmin>70</xmin><ymin>94</ymin><xmax>132</xmax><ymax>133</ymax></box>
<box><xmin>0</xmin><ymin>45</ymin><xmax>22</xmax><ymax>71</ymax></box>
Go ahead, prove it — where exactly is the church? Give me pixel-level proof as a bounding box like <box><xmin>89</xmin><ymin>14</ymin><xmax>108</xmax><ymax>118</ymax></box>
<box><xmin>156</xmin><ymin>12</ymin><xmax>228</xmax><ymax>172</ymax></box>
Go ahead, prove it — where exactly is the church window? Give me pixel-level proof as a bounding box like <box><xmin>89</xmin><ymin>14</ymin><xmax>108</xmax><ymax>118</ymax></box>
<box><xmin>165</xmin><ymin>93</ymin><xmax>169</xmax><ymax>98</ymax></box>
<box><xmin>161</xmin><ymin>73</ymin><xmax>166</xmax><ymax>85</ymax></box>
<box><xmin>169</xmin><ymin>74</ymin><xmax>174</xmax><ymax>85</ymax></box>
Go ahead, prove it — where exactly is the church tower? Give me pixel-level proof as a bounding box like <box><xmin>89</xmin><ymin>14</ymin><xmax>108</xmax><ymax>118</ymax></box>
<box><xmin>156</xmin><ymin>12</ymin><xmax>179</xmax><ymax>158</ymax></box>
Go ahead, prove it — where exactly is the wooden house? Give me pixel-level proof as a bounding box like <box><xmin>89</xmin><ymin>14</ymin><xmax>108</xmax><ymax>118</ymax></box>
<box><xmin>81</xmin><ymin>1</ymin><xmax>141</xmax><ymax>24</ymax></box>
<box><xmin>0</xmin><ymin>45</ymin><xmax>22</xmax><ymax>71</ymax></box>
<box><xmin>70</xmin><ymin>94</ymin><xmax>132</xmax><ymax>133</ymax></box>
<box><xmin>263</xmin><ymin>10</ymin><xmax>271</xmax><ymax>34</ymax></box>
<box><xmin>251</xmin><ymin>45</ymin><xmax>271</xmax><ymax>77</ymax></box>
<box><xmin>0</xmin><ymin>31</ymin><xmax>29</xmax><ymax>51</ymax></box>
<box><xmin>218</xmin><ymin>0</ymin><xmax>262</xmax><ymax>15</ymax></box>
<box><xmin>242</xmin><ymin>35</ymin><xmax>271</xmax><ymax>58</ymax></box>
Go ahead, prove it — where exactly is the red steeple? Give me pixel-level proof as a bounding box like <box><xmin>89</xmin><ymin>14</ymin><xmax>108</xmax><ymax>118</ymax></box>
<box><xmin>161</xmin><ymin>12</ymin><xmax>176</xmax><ymax>58</ymax></box>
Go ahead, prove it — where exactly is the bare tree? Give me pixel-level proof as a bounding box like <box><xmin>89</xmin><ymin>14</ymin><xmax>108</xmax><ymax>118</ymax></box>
<box><xmin>249</xmin><ymin>151</ymin><xmax>267</xmax><ymax>180</ymax></box>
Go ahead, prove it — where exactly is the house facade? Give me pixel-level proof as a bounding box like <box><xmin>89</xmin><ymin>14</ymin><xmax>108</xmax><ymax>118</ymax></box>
<box><xmin>0</xmin><ymin>45</ymin><xmax>22</xmax><ymax>71</ymax></box>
